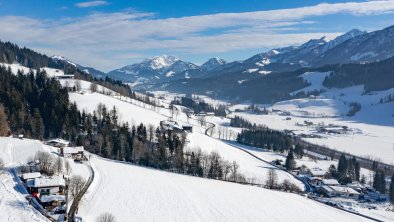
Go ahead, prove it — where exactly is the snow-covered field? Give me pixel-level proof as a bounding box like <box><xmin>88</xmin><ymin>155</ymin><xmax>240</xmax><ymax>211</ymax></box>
<box><xmin>79</xmin><ymin>156</ymin><xmax>370</xmax><ymax>222</ymax></box>
<box><xmin>227</xmin><ymin>72</ymin><xmax>394</xmax><ymax>165</ymax></box>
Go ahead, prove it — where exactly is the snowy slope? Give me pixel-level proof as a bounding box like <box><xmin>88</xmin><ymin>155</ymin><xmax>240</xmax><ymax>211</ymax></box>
<box><xmin>58</xmin><ymin>79</ymin><xmax>114</xmax><ymax>95</ymax></box>
<box><xmin>79</xmin><ymin>156</ymin><xmax>370</xmax><ymax>222</ymax></box>
<box><xmin>70</xmin><ymin>92</ymin><xmax>304</xmax><ymax>186</ymax></box>
<box><xmin>69</xmin><ymin>92</ymin><xmax>166</xmax><ymax>126</ymax></box>
<box><xmin>0</xmin><ymin>62</ymin><xmax>66</xmax><ymax>77</ymax></box>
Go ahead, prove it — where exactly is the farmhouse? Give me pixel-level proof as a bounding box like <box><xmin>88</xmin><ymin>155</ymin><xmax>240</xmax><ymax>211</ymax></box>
<box><xmin>54</xmin><ymin>74</ymin><xmax>74</xmax><ymax>80</ymax></box>
<box><xmin>38</xmin><ymin>194</ymin><xmax>66</xmax><ymax>208</ymax></box>
<box><xmin>160</xmin><ymin>120</ymin><xmax>184</xmax><ymax>133</ymax></box>
<box><xmin>196</xmin><ymin>112</ymin><xmax>206</xmax><ymax>116</ymax></box>
<box><xmin>46</xmin><ymin>138</ymin><xmax>70</xmax><ymax>147</ymax></box>
<box><xmin>27</xmin><ymin>176</ymin><xmax>65</xmax><ymax>196</ymax></box>
<box><xmin>322</xmin><ymin>179</ymin><xmax>340</xmax><ymax>186</ymax></box>
<box><xmin>309</xmin><ymin>168</ymin><xmax>327</xmax><ymax>178</ymax></box>
<box><xmin>182</xmin><ymin>124</ymin><xmax>193</xmax><ymax>132</ymax></box>
<box><xmin>60</xmin><ymin>146</ymin><xmax>84</xmax><ymax>159</ymax></box>
<box><xmin>321</xmin><ymin>185</ymin><xmax>360</xmax><ymax>199</ymax></box>
<box><xmin>309</xmin><ymin>177</ymin><xmax>323</xmax><ymax>187</ymax></box>
<box><xmin>206</xmin><ymin>112</ymin><xmax>215</xmax><ymax>116</ymax></box>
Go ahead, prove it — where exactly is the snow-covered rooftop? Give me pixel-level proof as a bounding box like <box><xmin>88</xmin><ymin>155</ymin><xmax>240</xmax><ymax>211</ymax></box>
<box><xmin>28</xmin><ymin>176</ymin><xmax>65</xmax><ymax>188</ymax></box>
<box><xmin>39</xmin><ymin>194</ymin><xmax>66</xmax><ymax>203</ymax></box>
<box><xmin>310</xmin><ymin>168</ymin><xmax>327</xmax><ymax>177</ymax></box>
<box><xmin>22</xmin><ymin>172</ymin><xmax>41</xmax><ymax>180</ymax></box>
<box><xmin>62</xmin><ymin>146</ymin><xmax>84</xmax><ymax>154</ymax></box>
<box><xmin>329</xmin><ymin>186</ymin><xmax>359</xmax><ymax>195</ymax></box>
<box><xmin>322</xmin><ymin>179</ymin><xmax>340</xmax><ymax>186</ymax></box>
<box><xmin>46</xmin><ymin>138</ymin><xmax>70</xmax><ymax>146</ymax></box>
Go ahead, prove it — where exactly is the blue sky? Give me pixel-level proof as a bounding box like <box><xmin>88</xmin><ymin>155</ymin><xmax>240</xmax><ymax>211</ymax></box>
<box><xmin>1</xmin><ymin>0</ymin><xmax>394</xmax><ymax>71</ymax></box>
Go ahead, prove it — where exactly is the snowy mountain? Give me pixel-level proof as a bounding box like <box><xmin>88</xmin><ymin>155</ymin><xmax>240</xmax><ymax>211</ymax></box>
<box><xmin>201</xmin><ymin>57</ymin><xmax>227</xmax><ymax>71</ymax></box>
<box><xmin>313</xmin><ymin>25</ymin><xmax>394</xmax><ymax>66</ymax></box>
<box><xmin>107</xmin><ymin>55</ymin><xmax>207</xmax><ymax>84</ymax></box>
<box><xmin>51</xmin><ymin>55</ymin><xmax>77</xmax><ymax>67</ymax></box>
<box><xmin>51</xmin><ymin>55</ymin><xmax>107</xmax><ymax>78</ymax></box>
<box><xmin>152</xmin><ymin>25</ymin><xmax>394</xmax><ymax>96</ymax></box>
<box><xmin>243</xmin><ymin>29</ymin><xmax>366</xmax><ymax>69</ymax></box>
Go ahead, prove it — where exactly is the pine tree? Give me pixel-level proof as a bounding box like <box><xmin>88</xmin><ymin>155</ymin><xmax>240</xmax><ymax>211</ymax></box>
<box><xmin>373</xmin><ymin>170</ymin><xmax>386</xmax><ymax>193</ymax></box>
<box><xmin>328</xmin><ymin>164</ymin><xmax>337</xmax><ymax>178</ymax></box>
<box><xmin>285</xmin><ymin>148</ymin><xmax>296</xmax><ymax>171</ymax></box>
<box><xmin>32</xmin><ymin>109</ymin><xmax>44</xmax><ymax>140</ymax></box>
<box><xmin>354</xmin><ymin>161</ymin><xmax>360</xmax><ymax>181</ymax></box>
<box><xmin>0</xmin><ymin>104</ymin><xmax>10</xmax><ymax>136</ymax></box>
<box><xmin>294</xmin><ymin>144</ymin><xmax>304</xmax><ymax>158</ymax></box>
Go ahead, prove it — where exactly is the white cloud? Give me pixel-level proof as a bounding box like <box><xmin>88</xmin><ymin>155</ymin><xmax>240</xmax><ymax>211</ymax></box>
<box><xmin>75</xmin><ymin>1</ymin><xmax>109</xmax><ymax>8</ymax></box>
<box><xmin>1</xmin><ymin>0</ymin><xmax>394</xmax><ymax>71</ymax></box>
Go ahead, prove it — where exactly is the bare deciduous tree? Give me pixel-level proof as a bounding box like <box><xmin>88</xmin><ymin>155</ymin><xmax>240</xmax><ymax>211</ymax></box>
<box><xmin>69</xmin><ymin>175</ymin><xmax>86</xmax><ymax>198</ymax></box>
<box><xmin>56</xmin><ymin>157</ymin><xmax>63</xmax><ymax>175</ymax></box>
<box><xmin>65</xmin><ymin>160</ymin><xmax>72</xmax><ymax>175</ymax></box>
<box><xmin>266</xmin><ymin>169</ymin><xmax>278</xmax><ymax>189</ymax></box>
<box><xmin>96</xmin><ymin>213</ymin><xmax>116</xmax><ymax>222</ymax></box>
<box><xmin>197</xmin><ymin>115</ymin><xmax>206</xmax><ymax>127</ymax></box>
<box><xmin>90</xmin><ymin>83</ymin><xmax>98</xmax><ymax>93</ymax></box>
<box><xmin>223</xmin><ymin>160</ymin><xmax>231</xmax><ymax>180</ymax></box>
<box><xmin>231</xmin><ymin>161</ymin><xmax>239</xmax><ymax>181</ymax></box>
<box><xmin>35</xmin><ymin>151</ymin><xmax>56</xmax><ymax>175</ymax></box>
<box><xmin>280</xmin><ymin>179</ymin><xmax>302</xmax><ymax>193</ymax></box>
<box><xmin>75</xmin><ymin>80</ymin><xmax>82</xmax><ymax>92</ymax></box>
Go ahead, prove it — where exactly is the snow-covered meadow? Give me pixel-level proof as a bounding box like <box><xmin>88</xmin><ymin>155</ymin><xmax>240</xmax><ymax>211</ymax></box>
<box><xmin>227</xmin><ymin>72</ymin><xmax>394</xmax><ymax>165</ymax></box>
<box><xmin>78</xmin><ymin>155</ymin><xmax>370</xmax><ymax>222</ymax></box>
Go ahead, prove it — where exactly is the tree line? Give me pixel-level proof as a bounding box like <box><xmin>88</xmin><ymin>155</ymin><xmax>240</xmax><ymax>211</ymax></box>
<box><xmin>72</xmin><ymin>103</ymin><xmax>247</xmax><ymax>182</ymax></box>
<box><xmin>379</xmin><ymin>93</ymin><xmax>394</xmax><ymax>104</ymax></box>
<box><xmin>171</xmin><ymin>96</ymin><xmax>226</xmax><ymax>117</ymax></box>
<box><xmin>0</xmin><ymin>66</ymin><xmax>70</xmax><ymax>138</ymax></box>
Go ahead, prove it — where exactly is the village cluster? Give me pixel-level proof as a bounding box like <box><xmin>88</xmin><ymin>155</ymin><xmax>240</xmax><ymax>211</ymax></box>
<box><xmin>300</xmin><ymin>168</ymin><xmax>389</xmax><ymax>203</ymax></box>
<box><xmin>18</xmin><ymin>138</ymin><xmax>85</xmax><ymax>216</ymax></box>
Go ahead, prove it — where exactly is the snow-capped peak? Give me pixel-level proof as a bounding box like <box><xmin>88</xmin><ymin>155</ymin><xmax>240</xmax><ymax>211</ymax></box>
<box><xmin>51</xmin><ymin>55</ymin><xmax>77</xmax><ymax>67</ymax></box>
<box><xmin>299</xmin><ymin>37</ymin><xmax>328</xmax><ymax>49</ymax></box>
<box><xmin>201</xmin><ymin>57</ymin><xmax>227</xmax><ymax>71</ymax></box>
<box><xmin>143</xmin><ymin>55</ymin><xmax>180</xmax><ymax>70</ymax></box>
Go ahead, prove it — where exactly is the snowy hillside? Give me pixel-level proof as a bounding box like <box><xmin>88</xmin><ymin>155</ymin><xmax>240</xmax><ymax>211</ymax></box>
<box><xmin>79</xmin><ymin>155</ymin><xmax>370</xmax><ymax>222</ymax></box>
<box><xmin>1</xmin><ymin>62</ymin><xmax>66</xmax><ymax>78</ymax></box>
<box><xmin>69</xmin><ymin>91</ymin><xmax>303</xmax><ymax>186</ymax></box>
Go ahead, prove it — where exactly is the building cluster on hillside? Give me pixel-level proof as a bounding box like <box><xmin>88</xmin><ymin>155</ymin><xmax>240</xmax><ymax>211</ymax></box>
<box><xmin>46</xmin><ymin>138</ymin><xmax>85</xmax><ymax>161</ymax></box>
<box><xmin>21</xmin><ymin>170</ymin><xmax>66</xmax><ymax>212</ymax></box>
<box><xmin>196</xmin><ymin>111</ymin><xmax>215</xmax><ymax>117</ymax></box>
<box><xmin>160</xmin><ymin>120</ymin><xmax>193</xmax><ymax>133</ymax></box>
<box><xmin>298</xmin><ymin>167</ymin><xmax>389</xmax><ymax>203</ymax></box>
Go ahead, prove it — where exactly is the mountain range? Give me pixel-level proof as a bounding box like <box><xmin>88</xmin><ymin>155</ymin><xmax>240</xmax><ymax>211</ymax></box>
<box><xmin>2</xmin><ymin>24</ymin><xmax>394</xmax><ymax>103</ymax></box>
<box><xmin>98</xmin><ymin>25</ymin><xmax>394</xmax><ymax>87</ymax></box>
